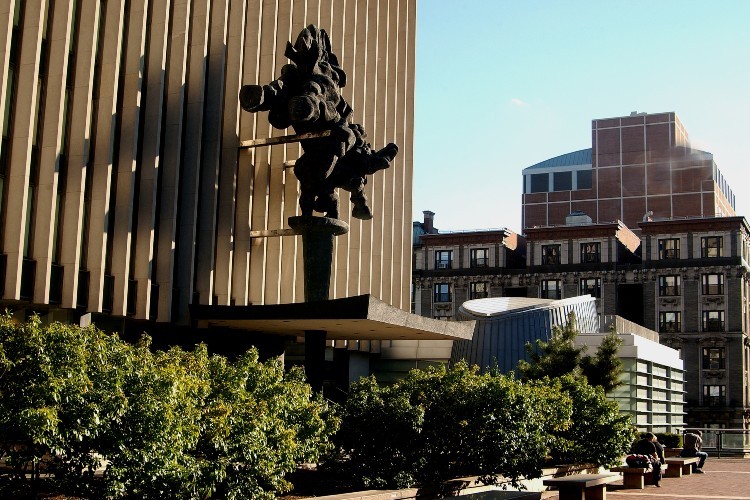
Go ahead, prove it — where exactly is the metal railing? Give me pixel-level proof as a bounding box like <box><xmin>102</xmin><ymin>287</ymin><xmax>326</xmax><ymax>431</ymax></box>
<box><xmin>685</xmin><ymin>428</ymin><xmax>750</xmax><ymax>458</ymax></box>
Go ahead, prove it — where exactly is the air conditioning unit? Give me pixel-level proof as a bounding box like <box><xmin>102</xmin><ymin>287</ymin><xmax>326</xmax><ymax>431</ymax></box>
<box><xmin>437</xmin><ymin>262</ymin><xmax>450</xmax><ymax>269</ymax></box>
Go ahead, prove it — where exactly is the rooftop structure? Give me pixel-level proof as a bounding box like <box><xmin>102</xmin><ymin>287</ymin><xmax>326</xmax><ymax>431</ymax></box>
<box><xmin>522</xmin><ymin>112</ymin><xmax>736</xmax><ymax>233</ymax></box>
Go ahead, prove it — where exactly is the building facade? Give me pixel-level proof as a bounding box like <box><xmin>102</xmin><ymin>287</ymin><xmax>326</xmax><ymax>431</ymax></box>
<box><xmin>453</xmin><ymin>296</ymin><xmax>685</xmax><ymax>434</ymax></box>
<box><xmin>522</xmin><ymin>111</ymin><xmax>736</xmax><ymax>233</ymax></box>
<box><xmin>412</xmin><ymin>212</ymin><xmax>750</xmax><ymax>429</ymax></box>
<box><xmin>0</xmin><ymin>0</ymin><xmax>416</xmax><ymax>331</ymax></box>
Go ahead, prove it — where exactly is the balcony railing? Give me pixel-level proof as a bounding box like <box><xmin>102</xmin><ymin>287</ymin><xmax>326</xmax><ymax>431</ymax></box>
<box><xmin>687</xmin><ymin>428</ymin><xmax>750</xmax><ymax>457</ymax></box>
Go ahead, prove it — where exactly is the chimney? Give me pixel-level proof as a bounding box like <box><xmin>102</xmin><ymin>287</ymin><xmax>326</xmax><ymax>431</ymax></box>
<box><xmin>423</xmin><ymin>210</ymin><xmax>435</xmax><ymax>233</ymax></box>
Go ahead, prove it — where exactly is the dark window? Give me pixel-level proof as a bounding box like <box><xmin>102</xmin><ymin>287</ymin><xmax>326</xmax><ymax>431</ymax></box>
<box><xmin>529</xmin><ymin>173</ymin><xmax>548</xmax><ymax>193</ymax></box>
<box><xmin>541</xmin><ymin>244</ymin><xmax>561</xmax><ymax>265</ymax></box>
<box><xmin>580</xmin><ymin>278</ymin><xmax>601</xmax><ymax>298</ymax></box>
<box><xmin>659</xmin><ymin>311</ymin><xmax>681</xmax><ymax>333</ymax></box>
<box><xmin>470</xmin><ymin>282</ymin><xmax>488</xmax><ymax>299</ymax></box>
<box><xmin>658</xmin><ymin>238</ymin><xmax>680</xmax><ymax>259</ymax></box>
<box><xmin>470</xmin><ymin>248</ymin><xmax>489</xmax><ymax>268</ymax></box>
<box><xmin>701</xmin><ymin>236</ymin><xmax>723</xmax><ymax>258</ymax></box>
<box><xmin>702</xmin><ymin>310</ymin><xmax>725</xmax><ymax>332</ymax></box>
<box><xmin>576</xmin><ymin>170</ymin><xmax>592</xmax><ymax>190</ymax></box>
<box><xmin>434</xmin><ymin>283</ymin><xmax>451</xmax><ymax>303</ymax></box>
<box><xmin>702</xmin><ymin>274</ymin><xmax>724</xmax><ymax>295</ymax></box>
<box><xmin>703</xmin><ymin>385</ymin><xmax>726</xmax><ymax>407</ymax></box>
<box><xmin>541</xmin><ymin>280</ymin><xmax>561</xmax><ymax>299</ymax></box>
<box><xmin>553</xmin><ymin>171</ymin><xmax>572</xmax><ymax>191</ymax></box>
<box><xmin>435</xmin><ymin>250</ymin><xmax>452</xmax><ymax>270</ymax></box>
<box><xmin>702</xmin><ymin>347</ymin><xmax>726</xmax><ymax>370</ymax></box>
<box><xmin>658</xmin><ymin>275</ymin><xmax>681</xmax><ymax>296</ymax></box>
<box><xmin>580</xmin><ymin>242</ymin><xmax>601</xmax><ymax>263</ymax></box>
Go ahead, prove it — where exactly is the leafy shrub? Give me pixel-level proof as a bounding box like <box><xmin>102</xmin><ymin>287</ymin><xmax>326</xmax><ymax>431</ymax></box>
<box><xmin>0</xmin><ymin>316</ymin><xmax>338</xmax><ymax>499</ymax></box>
<box><xmin>335</xmin><ymin>362</ymin><xmax>573</xmax><ymax>490</ymax></box>
<box><xmin>656</xmin><ymin>432</ymin><xmax>682</xmax><ymax>449</ymax></box>
<box><xmin>547</xmin><ymin>375</ymin><xmax>635</xmax><ymax>467</ymax></box>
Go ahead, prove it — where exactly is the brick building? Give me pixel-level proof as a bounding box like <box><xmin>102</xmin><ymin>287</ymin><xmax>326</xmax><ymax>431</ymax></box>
<box><xmin>522</xmin><ymin>112</ymin><xmax>736</xmax><ymax>233</ymax></box>
<box><xmin>412</xmin><ymin>211</ymin><xmax>750</xmax><ymax>429</ymax></box>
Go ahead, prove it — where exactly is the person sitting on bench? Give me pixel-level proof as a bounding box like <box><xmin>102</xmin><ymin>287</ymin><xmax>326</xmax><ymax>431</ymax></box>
<box><xmin>630</xmin><ymin>433</ymin><xmax>663</xmax><ymax>487</ymax></box>
<box><xmin>681</xmin><ymin>430</ymin><xmax>708</xmax><ymax>473</ymax></box>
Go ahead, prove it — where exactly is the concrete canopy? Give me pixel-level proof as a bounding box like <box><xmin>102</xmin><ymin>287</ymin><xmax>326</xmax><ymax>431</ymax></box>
<box><xmin>191</xmin><ymin>294</ymin><xmax>475</xmax><ymax>341</ymax></box>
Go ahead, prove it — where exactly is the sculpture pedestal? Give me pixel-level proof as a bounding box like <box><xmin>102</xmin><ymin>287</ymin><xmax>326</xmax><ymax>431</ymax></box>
<box><xmin>288</xmin><ymin>215</ymin><xmax>349</xmax><ymax>391</ymax></box>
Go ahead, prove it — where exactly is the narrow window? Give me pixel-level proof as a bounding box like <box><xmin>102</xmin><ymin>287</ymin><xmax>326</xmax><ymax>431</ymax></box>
<box><xmin>434</xmin><ymin>283</ymin><xmax>451</xmax><ymax>303</ymax></box>
<box><xmin>541</xmin><ymin>244</ymin><xmax>561</xmax><ymax>265</ymax></box>
<box><xmin>658</xmin><ymin>238</ymin><xmax>680</xmax><ymax>259</ymax></box>
<box><xmin>435</xmin><ymin>250</ymin><xmax>452</xmax><ymax>270</ymax></box>
<box><xmin>541</xmin><ymin>279</ymin><xmax>561</xmax><ymax>299</ymax></box>
<box><xmin>658</xmin><ymin>275</ymin><xmax>681</xmax><ymax>296</ymax></box>
<box><xmin>580</xmin><ymin>242</ymin><xmax>601</xmax><ymax>263</ymax></box>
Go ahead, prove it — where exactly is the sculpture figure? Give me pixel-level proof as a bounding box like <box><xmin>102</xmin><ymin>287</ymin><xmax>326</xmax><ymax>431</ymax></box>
<box><xmin>239</xmin><ymin>24</ymin><xmax>397</xmax><ymax>220</ymax></box>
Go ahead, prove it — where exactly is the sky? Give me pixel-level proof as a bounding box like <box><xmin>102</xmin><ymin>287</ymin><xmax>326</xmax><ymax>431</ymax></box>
<box><xmin>412</xmin><ymin>0</ymin><xmax>750</xmax><ymax>233</ymax></box>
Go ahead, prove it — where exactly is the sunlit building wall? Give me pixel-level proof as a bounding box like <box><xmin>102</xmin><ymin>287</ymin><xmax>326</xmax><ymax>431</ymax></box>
<box><xmin>0</xmin><ymin>0</ymin><xmax>416</xmax><ymax>325</ymax></box>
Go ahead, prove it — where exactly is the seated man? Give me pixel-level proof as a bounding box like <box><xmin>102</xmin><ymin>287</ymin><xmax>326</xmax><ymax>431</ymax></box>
<box><xmin>631</xmin><ymin>432</ymin><xmax>663</xmax><ymax>487</ymax></box>
<box><xmin>680</xmin><ymin>430</ymin><xmax>708</xmax><ymax>473</ymax></box>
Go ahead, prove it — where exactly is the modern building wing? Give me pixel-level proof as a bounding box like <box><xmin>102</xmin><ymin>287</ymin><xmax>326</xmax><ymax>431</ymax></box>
<box><xmin>0</xmin><ymin>0</ymin><xmax>416</xmax><ymax>328</ymax></box>
<box><xmin>452</xmin><ymin>295</ymin><xmax>685</xmax><ymax>434</ymax></box>
<box><xmin>522</xmin><ymin>112</ymin><xmax>736</xmax><ymax>233</ymax></box>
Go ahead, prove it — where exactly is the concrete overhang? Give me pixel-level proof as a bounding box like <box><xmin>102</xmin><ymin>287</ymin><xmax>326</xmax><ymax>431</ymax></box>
<box><xmin>191</xmin><ymin>294</ymin><xmax>475</xmax><ymax>341</ymax></box>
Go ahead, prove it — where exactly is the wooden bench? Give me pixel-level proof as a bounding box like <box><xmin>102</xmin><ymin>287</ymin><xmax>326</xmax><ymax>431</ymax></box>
<box><xmin>543</xmin><ymin>473</ymin><xmax>619</xmax><ymax>500</ymax></box>
<box><xmin>610</xmin><ymin>464</ymin><xmax>668</xmax><ymax>489</ymax></box>
<box><xmin>665</xmin><ymin>456</ymin><xmax>700</xmax><ymax>477</ymax></box>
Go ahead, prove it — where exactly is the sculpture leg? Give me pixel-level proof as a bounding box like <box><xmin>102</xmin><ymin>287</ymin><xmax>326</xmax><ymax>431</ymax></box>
<box><xmin>349</xmin><ymin>181</ymin><xmax>372</xmax><ymax>220</ymax></box>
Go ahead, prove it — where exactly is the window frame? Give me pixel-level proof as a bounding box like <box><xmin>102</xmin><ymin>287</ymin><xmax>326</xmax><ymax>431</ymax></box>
<box><xmin>702</xmin><ymin>347</ymin><xmax>726</xmax><ymax>370</ymax></box>
<box><xmin>658</xmin><ymin>275</ymin><xmax>681</xmax><ymax>297</ymax></box>
<box><xmin>434</xmin><ymin>282</ymin><xmax>451</xmax><ymax>303</ymax></box>
<box><xmin>579</xmin><ymin>277</ymin><xmax>601</xmax><ymax>298</ymax></box>
<box><xmin>701</xmin><ymin>236</ymin><xmax>723</xmax><ymax>258</ymax></box>
<box><xmin>702</xmin><ymin>273</ymin><xmax>724</xmax><ymax>295</ymax></box>
<box><xmin>435</xmin><ymin>250</ymin><xmax>452</xmax><ymax>270</ymax></box>
<box><xmin>702</xmin><ymin>310</ymin><xmax>725</xmax><ymax>332</ymax></box>
<box><xmin>658</xmin><ymin>238</ymin><xmax>680</xmax><ymax>259</ymax></box>
<box><xmin>529</xmin><ymin>173</ymin><xmax>549</xmax><ymax>193</ymax></box>
<box><xmin>580</xmin><ymin>242</ymin><xmax>601</xmax><ymax>264</ymax></box>
<box><xmin>553</xmin><ymin>171</ymin><xmax>572</xmax><ymax>191</ymax></box>
<box><xmin>659</xmin><ymin>311</ymin><xmax>681</xmax><ymax>333</ymax></box>
<box><xmin>469</xmin><ymin>281</ymin><xmax>489</xmax><ymax>300</ymax></box>
<box><xmin>541</xmin><ymin>244</ymin><xmax>561</xmax><ymax>265</ymax></box>
<box><xmin>541</xmin><ymin>279</ymin><xmax>561</xmax><ymax>300</ymax></box>
<box><xmin>470</xmin><ymin>248</ymin><xmax>489</xmax><ymax>268</ymax></box>
<box><xmin>703</xmin><ymin>384</ymin><xmax>726</xmax><ymax>407</ymax></box>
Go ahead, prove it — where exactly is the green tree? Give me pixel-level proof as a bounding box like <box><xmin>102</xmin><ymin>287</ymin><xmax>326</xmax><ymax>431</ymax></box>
<box><xmin>581</xmin><ymin>328</ymin><xmax>624</xmax><ymax>393</ymax></box>
<box><xmin>547</xmin><ymin>375</ymin><xmax>635</xmax><ymax>467</ymax></box>
<box><xmin>517</xmin><ymin>312</ymin><xmax>586</xmax><ymax>381</ymax></box>
<box><xmin>518</xmin><ymin>312</ymin><xmax>624</xmax><ymax>394</ymax></box>
<box><xmin>336</xmin><ymin>362</ymin><xmax>573</xmax><ymax>491</ymax></box>
<box><xmin>0</xmin><ymin>315</ymin><xmax>338</xmax><ymax>499</ymax></box>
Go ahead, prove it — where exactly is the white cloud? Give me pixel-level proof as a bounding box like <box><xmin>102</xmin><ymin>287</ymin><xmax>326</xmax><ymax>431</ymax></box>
<box><xmin>511</xmin><ymin>98</ymin><xmax>529</xmax><ymax>107</ymax></box>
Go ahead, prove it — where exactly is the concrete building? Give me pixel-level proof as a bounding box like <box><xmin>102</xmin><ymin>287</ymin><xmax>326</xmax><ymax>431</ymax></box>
<box><xmin>0</xmin><ymin>0</ymin><xmax>476</xmax><ymax>391</ymax></box>
<box><xmin>452</xmin><ymin>296</ymin><xmax>686</xmax><ymax>434</ymax></box>
<box><xmin>522</xmin><ymin>111</ymin><xmax>736</xmax><ymax>233</ymax></box>
<box><xmin>1</xmin><ymin>0</ymin><xmax>415</xmax><ymax>320</ymax></box>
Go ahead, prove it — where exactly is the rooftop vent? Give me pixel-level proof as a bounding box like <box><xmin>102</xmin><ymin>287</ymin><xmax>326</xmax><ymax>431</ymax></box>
<box><xmin>566</xmin><ymin>211</ymin><xmax>592</xmax><ymax>226</ymax></box>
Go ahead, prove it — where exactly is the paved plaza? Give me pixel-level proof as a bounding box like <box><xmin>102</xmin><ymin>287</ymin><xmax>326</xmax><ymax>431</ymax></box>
<box><xmin>590</xmin><ymin>458</ymin><xmax>750</xmax><ymax>500</ymax></box>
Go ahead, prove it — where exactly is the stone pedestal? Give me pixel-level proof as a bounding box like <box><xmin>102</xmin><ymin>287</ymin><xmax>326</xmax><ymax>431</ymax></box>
<box><xmin>288</xmin><ymin>215</ymin><xmax>349</xmax><ymax>302</ymax></box>
<box><xmin>288</xmin><ymin>215</ymin><xmax>349</xmax><ymax>391</ymax></box>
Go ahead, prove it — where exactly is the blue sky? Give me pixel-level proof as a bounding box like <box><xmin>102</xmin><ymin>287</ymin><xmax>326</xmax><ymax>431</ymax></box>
<box><xmin>413</xmin><ymin>0</ymin><xmax>750</xmax><ymax>233</ymax></box>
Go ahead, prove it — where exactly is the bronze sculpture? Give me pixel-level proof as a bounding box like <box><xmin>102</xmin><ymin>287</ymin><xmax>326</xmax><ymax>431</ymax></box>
<box><xmin>239</xmin><ymin>24</ymin><xmax>398</xmax><ymax>220</ymax></box>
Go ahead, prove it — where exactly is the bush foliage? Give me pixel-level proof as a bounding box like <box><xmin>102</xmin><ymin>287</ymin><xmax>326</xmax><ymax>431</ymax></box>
<box><xmin>334</xmin><ymin>362</ymin><xmax>634</xmax><ymax>490</ymax></box>
<box><xmin>518</xmin><ymin>312</ymin><xmax>624</xmax><ymax>393</ymax></box>
<box><xmin>0</xmin><ymin>315</ymin><xmax>338</xmax><ymax>499</ymax></box>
